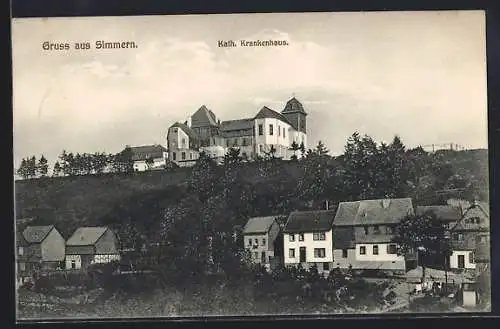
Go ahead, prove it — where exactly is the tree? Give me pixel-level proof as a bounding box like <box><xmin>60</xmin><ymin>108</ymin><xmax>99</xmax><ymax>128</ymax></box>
<box><xmin>52</xmin><ymin>161</ymin><xmax>62</xmax><ymax>177</ymax></box>
<box><xmin>17</xmin><ymin>158</ymin><xmax>30</xmax><ymax>179</ymax></box>
<box><xmin>113</xmin><ymin>146</ymin><xmax>134</xmax><ymax>173</ymax></box>
<box><xmin>145</xmin><ymin>157</ymin><xmax>155</xmax><ymax>170</ymax></box>
<box><xmin>341</xmin><ymin>132</ymin><xmax>379</xmax><ymax>200</ymax></box>
<box><xmin>37</xmin><ymin>155</ymin><xmax>49</xmax><ymax>177</ymax></box>
<box><xmin>393</xmin><ymin>211</ymin><xmax>451</xmax><ymax>281</ymax></box>
<box><xmin>299</xmin><ymin>141</ymin><xmax>306</xmax><ymax>159</ymax></box>
<box><xmin>289</xmin><ymin>141</ymin><xmax>300</xmax><ymax>161</ymax></box>
<box><xmin>27</xmin><ymin>156</ymin><xmax>37</xmax><ymax>178</ymax></box>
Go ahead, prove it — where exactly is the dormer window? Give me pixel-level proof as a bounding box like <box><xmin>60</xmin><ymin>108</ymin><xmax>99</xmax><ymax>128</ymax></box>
<box><xmin>364</xmin><ymin>227</ymin><xmax>369</xmax><ymax>235</ymax></box>
<box><xmin>298</xmin><ymin>233</ymin><xmax>304</xmax><ymax>241</ymax></box>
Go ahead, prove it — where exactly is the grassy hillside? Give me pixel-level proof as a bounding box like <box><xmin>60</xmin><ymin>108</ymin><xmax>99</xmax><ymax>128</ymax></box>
<box><xmin>15</xmin><ymin>149</ymin><xmax>489</xmax><ymax>238</ymax></box>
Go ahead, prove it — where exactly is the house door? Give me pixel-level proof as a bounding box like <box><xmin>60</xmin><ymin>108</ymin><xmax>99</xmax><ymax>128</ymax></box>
<box><xmin>299</xmin><ymin>247</ymin><xmax>306</xmax><ymax>263</ymax></box>
<box><xmin>458</xmin><ymin>255</ymin><xmax>465</xmax><ymax>269</ymax></box>
<box><xmin>261</xmin><ymin>252</ymin><xmax>266</xmax><ymax>263</ymax></box>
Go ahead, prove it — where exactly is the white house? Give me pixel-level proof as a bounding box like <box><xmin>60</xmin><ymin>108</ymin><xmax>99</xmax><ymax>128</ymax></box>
<box><xmin>65</xmin><ymin>227</ymin><xmax>121</xmax><ymax>270</ymax></box>
<box><xmin>283</xmin><ymin>210</ymin><xmax>336</xmax><ymax>273</ymax></box>
<box><xmin>332</xmin><ymin>198</ymin><xmax>414</xmax><ymax>274</ymax></box>
<box><xmin>242</xmin><ymin>216</ymin><xmax>281</xmax><ymax>270</ymax></box>
<box><xmin>129</xmin><ymin>144</ymin><xmax>168</xmax><ymax>171</ymax></box>
<box><xmin>166</xmin><ymin>97</ymin><xmax>308</xmax><ymax>166</ymax></box>
<box><xmin>447</xmin><ymin>201</ymin><xmax>489</xmax><ymax>271</ymax></box>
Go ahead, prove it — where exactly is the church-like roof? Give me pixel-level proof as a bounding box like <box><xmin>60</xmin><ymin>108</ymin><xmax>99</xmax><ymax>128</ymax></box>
<box><xmin>254</xmin><ymin>106</ymin><xmax>292</xmax><ymax>125</ymax></box>
<box><xmin>282</xmin><ymin>97</ymin><xmax>307</xmax><ymax>115</ymax></box>
<box><xmin>190</xmin><ymin>105</ymin><xmax>219</xmax><ymax>128</ymax></box>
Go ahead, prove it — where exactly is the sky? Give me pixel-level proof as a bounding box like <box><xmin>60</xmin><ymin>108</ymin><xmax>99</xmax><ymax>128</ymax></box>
<box><xmin>12</xmin><ymin>10</ymin><xmax>488</xmax><ymax>169</ymax></box>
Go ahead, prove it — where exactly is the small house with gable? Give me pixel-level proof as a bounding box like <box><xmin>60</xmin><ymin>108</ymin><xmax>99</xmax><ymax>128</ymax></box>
<box><xmin>243</xmin><ymin>216</ymin><xmax>281</xmax><ymax>268</ymax></box>
<box><xmin>129</xmin><ymin>144</ymin><xmax>168</xmax><ymax>172</ymax></box>
<box><xmin>65</xmin><ymin>227</ymin><xmax>121</xmax><ymax>270</ymax></box>
<box><xmin>283</xmin><ymin>210</ymin><xmax>336</xmax><ymax>273</ymax></box>
<box><xmin>16</xmin><ymin>225</ymin><xmax>66</xmax><ymax>286</ymax></box>
<box><xmin>448</xmin><ymin>201</ymin><xmax>489</xmax><ymax>271</ymax></box>
<box><xmin>332</xmin><ymin>198</ymin><xmax>414</xmax><ymax>274</ymax></box>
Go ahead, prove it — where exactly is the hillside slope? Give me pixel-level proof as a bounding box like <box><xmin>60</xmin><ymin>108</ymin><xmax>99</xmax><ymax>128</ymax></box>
<box><xmin>15</xmin><ymin>149</ymin><xmax>489</xmax><ymax>238</ymax></box>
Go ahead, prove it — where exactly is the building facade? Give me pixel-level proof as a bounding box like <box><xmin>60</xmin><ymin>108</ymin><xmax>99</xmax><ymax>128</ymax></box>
<box><xmin>65</xmin><ymin>227</ymin><xmax>121</xmax><ymax>270</ymax></box>
<box><xmin>333</xmin><ymin>198</ymin><xmax>414</xmax><ymax>274</ymax></box>
<box><xmin>243</xmin><ymin>216</ymin><xmax>281</xmax><ymax>270</ymax></box>
<box><xmin>16</xmin><ymin>225</ymin><xmax>66</xmax><ymax>287</ymax></box>
<box><xmin>283</xmin><ymin>210</ymin><xmax>336</xmax><ymax>273</ymax></box>
<box><xmin>447</xmin><ymin>201</ymin><xmax>489</xmax><ymax>271</ymax></box>
<box><xmin>166</xmin><ymin>97</ymin><xmax>308</xmax><ymax>167</ymax></box>
<box><xmin>128</xmin><ymin>144</ymin><xmax>168</xmax><ymax>172</ymax></box>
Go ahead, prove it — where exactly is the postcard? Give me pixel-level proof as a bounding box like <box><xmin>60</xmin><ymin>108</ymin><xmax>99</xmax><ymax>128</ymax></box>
<box><xmin>12</xmin><ymin>10</ymin><xmax>490</xmax><ymax>321</ymax></box>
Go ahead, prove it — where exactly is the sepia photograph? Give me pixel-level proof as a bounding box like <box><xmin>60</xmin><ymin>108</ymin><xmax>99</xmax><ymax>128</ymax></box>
<box><xmin>12</xmin><ymin>10</ymin><xmax>490</xmax><ymax>320</ymax></box>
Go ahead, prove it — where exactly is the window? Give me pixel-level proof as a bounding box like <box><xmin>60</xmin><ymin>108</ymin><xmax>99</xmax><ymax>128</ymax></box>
<box><xmin>172</xmin><ymin>152</ymin><xmax>176</xmax><ymax>161</ymax></box>
<box><xmin>373</xmin><ymin>225</ymin><xmax>380</xmax><ymax>234</ymax></box>
<box><xmin>189</xmin><ymin>153</ymin><xmax>193</xmax><ymax>160</ymax></box>
<box><xmin>18</xmin><ymin>247</ymin><xmax>24</xmax><ymax>256</ymax></box>
<box><xmin>254</xmin><ymin>252</ymin><xmax>259</xmax><ymax>259</ymax></box>
<box><xmin>261</xmin><ymin>238</ymin><xmax>266</xmax><ymax>246</ymax></box>
<box><xmin>181</xmin><ymin>138</ymin><xmax>186</xmax><ymax>147</ymax></box>
<box><xmin>278</xmin><ymin>125</ymin><xmax>281</xmax><ymax>136</ymax></box>
<box><xmin>387</xmin><ymin>244</ymin><xmax>397</xmax><ymax>254</ymax></box>
<box><xmin>469</xmin><ymin>252</ymin><xmax>475</xmax><ymax>264</ymax></box>
<box><xmin>359</xmin><ymin>246</ymin><xmax>366</xmax><ymax>255</ymax></box>
<box><xmin>313</xmin><ymin>232</ymin><xmax>326</xmax><ymax>241</ymax></box>
<box><xmin>247</xmin><ymin>239</ymin><xmax>252</xmax><ymax>246</ymax></box>
<box><xmin>289</xmin><ymin>234</ymin><xmax>295</xmax><ymax>242</ymax></box>
<box><xmin>289</xmin><ymin>249</ymin><xmax>295</xmax><ymax>258</ymax></box>
<box><xmin>342</xmin><ymin>249</ymin><xmax>348</xmax><ymax>258</ymax></box>
<box><xmin>242</xmin><ymin>138</ymin><xmax>247</xmax><ymax>146</ymax></box>
<box><xmin>254</xmin><ymin>238</ymin><xmax>258</xmax><ymax>245</ymax></box>
<box><xmin>258</xmin><ymin>124</ymin><xmax>263</xmax><ymax>136</ymax></box>
<box><xmin>457</xmin><ymin>233</ymin><xmax>464</xmax><ymax>241</ymax></box>
<box><xmin>283</xmin><ymin>127</ymin><xmax>286</xmax><ymax>138</ymax></box>
<box><xmin>386</xmin><ymin>226</ymin><xmax>394</xmax><ymax>234</ymax></box>
<box><xmin>259</xmin><ymin>145</ymin><xmax>264</xmax><ymax>153</ymax></box>
<box><xmin>314</xmin><ymin>248</ymin><xmax>326</xmax><ymax>258</ymax></box>
<box><xmin>19</xmin><ymin>262</ymin><xmax>26</xmax><ymax>271</ymax></box>
<box><xmin>71</xmin><ymin>260</ymin><xmax>76</xmax><ymax>269</ymax></box>
<box><xmin>373</xmin><ymin>245</ymin><xmax>379</xmax><ymax>255</ymax></box>
<box><xmin>298</xmin><ymin>233</ymin><xmax>304</xmax><ymax>241</ymax></box>
<box><xmin>323</xmin><ymin>262</ymin><xmax>330</xmax><ymax>271</ymax></box>
<box><xmin>181</xmin><ymin>152</ymin><xmax>186</xmax><ymax>160</ymax></box>
<box><xmin>364</xmin><ymin>227</ymin><xmax>369</xmax><ymax>235</ymax></box>
<box><xmin>269</xmin><ymin>124</ymin><xmax>274</xmax><ymax>135</ymax></box>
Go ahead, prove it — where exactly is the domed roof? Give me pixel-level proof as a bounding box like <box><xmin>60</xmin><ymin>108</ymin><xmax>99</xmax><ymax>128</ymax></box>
<box><xmin>282</xmin><ymin>97</ymin><xmax>307</xmax><ymax>115</ymax></box>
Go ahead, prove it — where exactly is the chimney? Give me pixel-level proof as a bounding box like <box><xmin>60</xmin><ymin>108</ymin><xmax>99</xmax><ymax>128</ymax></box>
<box><xmin>382</xmin><ymin>199</ymin><xmax>391</xmax><ymax>209</ymax></box>
<box><xmin>325</xmin><ymin>200</ymin><xmax>329</xmax><ymax>210</ymax></box>
<box><xmin>186</xmin><ymin>116</ymin><xmax>192</xmax><ymax>127</ymax></box>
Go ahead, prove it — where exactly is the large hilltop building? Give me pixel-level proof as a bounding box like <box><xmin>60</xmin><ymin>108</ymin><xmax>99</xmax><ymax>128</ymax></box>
<box><xmin>166</xmin><ymin>97</ymin><xmax>308</xmax><ymax>167</ymax></box>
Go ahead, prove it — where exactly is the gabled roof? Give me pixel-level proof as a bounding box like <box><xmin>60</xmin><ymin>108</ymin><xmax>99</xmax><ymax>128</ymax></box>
<box><xmin>190</xmin><ymin>105</ymin><xmax>219</xmax><ymax>128</ymax></box>
<box><xmin>334</xmin><ymin>198</ymin><xmax>414</xmax><ymax>226</ymax></box>
<box><xmin>16</xmin><ymin>230</ymin><xmax>28</xmax><ymax>247</ymax></box>
<box><xmin>220</xmin><ymin>118</ymin><xmax>254</xmax><ymax>132</ymax></box>
<box><xmin>66</xmin><ymin>227</ymin><xmax>108</xmax><ymax>246</ymax></box>
<box><xmin>22</xmin><ymin>225</ymin><xmax>54</xmax><ymax>244</ymax></box>
<box><xmin>129</xmin><ymin>145</ymin><xmax>167</xmax><ymax>161</ymax></box>
<box><xmin>169</xmin><ymin>122</ymin><xmax>199</xmax><ymax>141</ymax></box>
<box><xmin>415</xmin><ymin>205</ymin><xmax>463</xmax><ymax>222</ymax></box>
<box><xmin>254</xmin><ymin>106</ymin><xmax>292</xmax><ymax>125</ymax></box>
<box><xmin>451</xmin><ymin>201</ymin><xmax>490</xmax><ymax>231</ymax></box>
<box><xmin>243</xmin><ymin>216</ymin><xmax>278</xmax><ymax>234</ymax></box>
<box><xmin>284</xmin><ymin>210</ymin><xmax>336</xmax><ymax>233</ymax></box>
<box><xmin>282</xmin><ymin>97</ymin><xmax>307</xmax><ymax>115</ymax></box>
